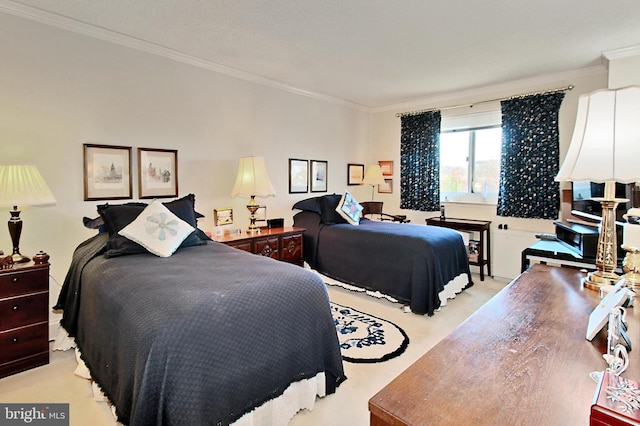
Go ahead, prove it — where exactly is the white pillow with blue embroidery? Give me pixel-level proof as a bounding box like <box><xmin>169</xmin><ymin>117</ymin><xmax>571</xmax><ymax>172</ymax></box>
<box><xmin>118</xmin><ymin>199</ymin><xmax>195</xmax><ymax>257</ymax></box>
<box><xmin>335</xmin><ymin>190</ymin><xmax>364</xmax><ymax>225</ymax></box>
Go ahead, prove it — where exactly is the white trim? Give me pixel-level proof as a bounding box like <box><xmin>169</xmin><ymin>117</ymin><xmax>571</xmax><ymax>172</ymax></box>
<box><xmin>603</xmin><ymin>44</ymin><xmax>640</xmax><ymax>61</ymax></box>
<box><xmin>373</xmin><ymin>65</ymin><xmax>607</xmax><ymax>114</ymax></box>
<box><xmin>0</xmin><ymin>0</ymin><xmax>368</xmax><ymax>112</ymax></box>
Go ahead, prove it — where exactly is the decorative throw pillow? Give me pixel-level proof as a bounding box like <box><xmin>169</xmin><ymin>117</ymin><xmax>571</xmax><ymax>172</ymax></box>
<box><xmin>292</xmin><ymin>196</ymin><xmax>323</xmax><ymax>215</ymax></box>
<box><xmin>335</xmin><ymin>191</ymin><xmax>363</xmax><ymax>225</ymax></box>
<box><xmin>320</xmin><ymin>194</ymin><xmax>348</xmax><ymax>224</ymax></box>
<box><xmin>118</xmin><ymin>200</ymin><xmax>195</xmax><ymax>258</ymax></box>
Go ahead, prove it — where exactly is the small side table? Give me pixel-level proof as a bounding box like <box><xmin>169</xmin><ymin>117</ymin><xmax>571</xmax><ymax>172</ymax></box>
<box><xmin>426</xmin><ymin>217</ymin><xmax>491</xmax><ymax>281</ymax></box>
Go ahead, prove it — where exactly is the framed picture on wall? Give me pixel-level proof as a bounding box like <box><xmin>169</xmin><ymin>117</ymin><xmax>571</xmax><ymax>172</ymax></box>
<box><xmin>255</xmin><ymin>206</ymin><xmax>267</xmax><ymax>223</ymax></box>
<box><xmin>138</xmin><ymin>148</ymin><xmax>178</xmax><ymax>198</ymax></box>
<box><xmin>83</xmin><ymin>143</ymin><xmax>132</xmax><ymax>201</ymax></box>
<box><xmin>213</xmin><ymin>208</ymin><xmax>233</xmax><ymax>226</ymax></box>
<box><xmin>379</xmin><ymin>178</ymin><xmax>393</xmax><ymax>194</ymax></box>
<box><xmin>348</xmin><ymin>163</ymin><xmax>364</xmax><ymax>186</ymax></box>
<box><xmin>289</xmin><ymin>158</ymin><xmax>309</xmax><ymax>193</ymax></box>
<box><xmin>379</xmin><ymin>160</ymin><xmax>393</xmax><ymax>176</ymax></box>
<box><xmin>310</xmin><ymin>160</ymin><xmax>328</xmax><ymax>192</ymax></box>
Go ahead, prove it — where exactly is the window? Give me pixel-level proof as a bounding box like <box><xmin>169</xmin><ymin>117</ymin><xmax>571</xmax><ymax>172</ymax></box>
<box><xmin>440</xmin><ymin>126</ymin><xmax>501</xmax><ymax>203</ymax></box>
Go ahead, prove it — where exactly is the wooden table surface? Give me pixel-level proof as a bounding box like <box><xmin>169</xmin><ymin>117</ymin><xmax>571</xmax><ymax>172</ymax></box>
<box><xmin>368</xmin><ymin>264</ymin><xmax>640</xmax><ymax>425</ymax></box>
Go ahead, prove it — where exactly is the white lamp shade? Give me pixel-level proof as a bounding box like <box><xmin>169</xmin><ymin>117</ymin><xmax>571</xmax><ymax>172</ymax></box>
<box><xmin>230</xmin><ymin>156</ymin><xmax>276</xmax><ymax>198</ymax></box>
<box><xmin>556</xmin><ymin>86</ymin><xmax>640</xmax><ymax>183</ymax></box>
<box><xmin>0</xmin><ymin>165</ymin><xmax>56</xmax><ymax>208</ymax></box>
<box><xmin>362</xmin><ymin>165</ymin><xmax>385</xmax><ymax>185</ymax></box>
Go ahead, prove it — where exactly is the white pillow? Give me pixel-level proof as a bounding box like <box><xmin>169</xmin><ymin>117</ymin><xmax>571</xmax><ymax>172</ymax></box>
<box><xmin>335</xmin><ymin>190</ymin><xmax>363</xmax><ymax>226</ymax></box>
<box><xmin>118</xmin><ymin>199</ymin><xmax>195</xmax><ymax>257</ymax></box>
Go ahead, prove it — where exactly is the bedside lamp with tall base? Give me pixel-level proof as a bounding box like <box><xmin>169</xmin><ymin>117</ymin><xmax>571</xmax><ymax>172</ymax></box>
<box><xmin>0</xmin><ymin>165</ymin><xmax>56</xmax><ymax>263</ymax></box>
<box><xmin>555</xmin><ymin>86</ymin><xmax>640</xmax><ymax>290</ymax></box>
<box><xmin>362</xmin><ymin>164</ymin><xmax>385</xmax><ymax>201</ymax></box>
<box><xmin>230</xmin><ymin>156</ymin><xmax>276</xmax><ymax>234</ymax></box>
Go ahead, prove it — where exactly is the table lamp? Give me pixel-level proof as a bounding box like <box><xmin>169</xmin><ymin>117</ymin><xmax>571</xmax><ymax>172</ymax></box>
<box><xmin>555</xmin><ymin>86</ymin><xmax>640</xmax><ymax>290</ymax></box>
<box><xmin>362</xmin><ymin>165</ymin><xmax>385</xmax><ymax>200</ymax></box>
<box><xmin>0</xmin><ymin>165</ymin><xmax>57</xmax><ymax>263</ymax></box>
<box><xmin>230</xmin><ymin>156</ymin><xmax>276</xmax><ymax>233</ymax></box>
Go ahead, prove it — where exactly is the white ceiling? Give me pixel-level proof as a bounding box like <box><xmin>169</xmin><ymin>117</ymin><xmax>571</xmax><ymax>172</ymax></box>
<box><xmin>3</xmin><ymin>0</ymin><xmax>640</xmax><ymax>109</ymax></box>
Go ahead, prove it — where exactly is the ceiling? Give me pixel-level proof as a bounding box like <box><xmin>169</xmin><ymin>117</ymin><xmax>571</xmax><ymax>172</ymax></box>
<box><xmin>3</xmin><ymin>0</ymin><xmax>640</xmax><ymax>109</ymax></box>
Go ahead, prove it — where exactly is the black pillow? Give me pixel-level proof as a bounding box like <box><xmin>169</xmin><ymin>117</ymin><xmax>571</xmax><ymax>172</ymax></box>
<box><xmin>320</xmin><ymin>194</ymin><xmax>348</xmax><ymax>224</ymax></box>
<box><xmin>292</xmin><ymin>196</ymin><xmax>323</xmax><ymax>215</ymax></box>
<box><xmin>98</xmin><ymin>194</ymin><xmax>206</xmax><ymax>257</ymax></box>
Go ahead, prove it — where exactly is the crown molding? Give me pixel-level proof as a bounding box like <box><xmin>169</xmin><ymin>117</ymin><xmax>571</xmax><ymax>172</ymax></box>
<box><xmin>603</xmin><ymin>44</ymin><xmax>640</xmax><ymax>61</ymax></box>
<box><xmin>0</xmin><ymin>0</ymin><xmax>369</xmax><ymax>112</ymax></box>
<box><xmin>371</xmin><ymin>64</ymin><xmax>607</xmax><ymax>115</ymax></box>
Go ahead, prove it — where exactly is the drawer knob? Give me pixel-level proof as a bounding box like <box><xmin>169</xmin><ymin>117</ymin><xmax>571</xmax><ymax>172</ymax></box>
<box><xmin>12</xmin><ymin>305</ymin><xmax>19</xmax><ymax>311</ymax></box>
<box><xmin>12</xmin><ymin>277</ymin><xmax>18</xmax><ymax>283</ymax></box>
<box><xmin>12</xmin><ymin>337</ymin><xmax>18</xmax><ymax>344</ymax></box>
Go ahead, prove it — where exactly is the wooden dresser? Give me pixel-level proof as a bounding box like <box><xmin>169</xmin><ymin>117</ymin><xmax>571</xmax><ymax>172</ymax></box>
<box><xmin>0</xmin><ymin>259</ymin><xmax>50</xmax><ymax>379</ymax></box>
<box><xmin>211</xmin><ymin>227</ymin><xmax>304</xmax><ymax>266</ymax></box>
<box><xmin>369</xmin><ymin>264</ymin><xmax>640</xmax><ymax>425</ymax></box>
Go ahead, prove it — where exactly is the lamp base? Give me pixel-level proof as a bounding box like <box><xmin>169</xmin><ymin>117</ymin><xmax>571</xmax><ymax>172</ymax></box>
<box><xmin>622</xmin><ymin>244</ymin><xmax>640</xmax><ymax>291</ymax></box>
<box><xmin>11</xmin><ymin>253</ymin><xmax>30</xmax><ymax>264</ymax></box>
<box><xmin>583</xmin><ymin>270</ymin><xmax>620</xmax><ymax>291</ymax></box>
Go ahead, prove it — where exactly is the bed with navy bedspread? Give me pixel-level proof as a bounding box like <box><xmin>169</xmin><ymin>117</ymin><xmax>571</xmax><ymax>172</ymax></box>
<box><xmin>55</xmin><ymin>232</ymin><xmax>346</xmax><ymax>426</ymax></box>
<box><xmin>293</xmin><ymin>195</ymin><xmax>472</xmax><ymax>315</ymax></box>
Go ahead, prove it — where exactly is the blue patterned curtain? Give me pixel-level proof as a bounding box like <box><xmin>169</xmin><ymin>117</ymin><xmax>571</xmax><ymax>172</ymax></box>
<box><xmin>497</xmin><ymin>92</ymin><xmax>565</xmax><ymax>219</ymax></box>
<box><xmin>400</xmin><ymin>111</ymin><xmax>441</xmax><ymax>211</ymax></box>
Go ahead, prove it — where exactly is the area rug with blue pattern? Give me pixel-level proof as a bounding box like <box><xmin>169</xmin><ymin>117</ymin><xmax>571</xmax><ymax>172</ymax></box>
<box><xmin>330</xmin><ymin>302</ymin><xmax>409</xmax><ymax>363</ymax></box>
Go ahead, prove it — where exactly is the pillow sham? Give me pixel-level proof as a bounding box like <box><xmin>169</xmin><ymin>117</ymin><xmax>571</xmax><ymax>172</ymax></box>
<box><xmin>292</xmin><ymin>196</ymin><xmax>323</xmax><ymax>215</ymax></box>
<box><xmin>335</xmin><ymin>190</ymin><xmax>363</xmax><ymax>225</ymax></box>
<box><xmin>320</xmin><ymin>194</ymin><xmax>348</xmax><ymax>224</ymax></box>
<box><xmin>118</xmin><ymin>200</ymin><xmax>195</xmax><ymax>258</ymax></box>
<box><xmin>98</xmin><ymin>194</ymin><xmax>206</xmax><ymax>257</ymax></box>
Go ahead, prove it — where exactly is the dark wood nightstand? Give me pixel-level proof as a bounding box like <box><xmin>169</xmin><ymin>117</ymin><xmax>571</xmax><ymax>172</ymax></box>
<box><xmin>0</xmin><ymin>258</ymin><xmax>50</xmax><ymax>379</ymax></box>
<box><xmin>211</xmin><ymin>227</ymin><xmax>305</xmax><ymax>266</ymax></box>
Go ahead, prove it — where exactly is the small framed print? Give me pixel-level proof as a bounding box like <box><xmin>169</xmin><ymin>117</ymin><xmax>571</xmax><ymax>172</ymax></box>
<box><xmin>348</xmin><ymin>163</ymin><xmax>364</xmax><ymax>186</ymax></box>
<box><xmin>379</xmin><ymin>160</ymin><xmax>393</xmax><ymax>176</ymax></box>
<box><xmin>213</xmin><ymin>208</ymin><xmax>234</xmax><ymax>226</ymax></box>
<box><xmin>289</xmin><ymin>159</ymin><xmax>309</xmax><ymax>193</ymax></box>
<box><xmin>83</xmin><ymin>143</ymin><xmax>132</xmax><ymax>201</ymax></box>
<box><xmin>379</xmin><ymin>178</ymin><xmax>393</xmax><ymax>194</ymax></box>
<box><xmin>255</xmin><ymin>206</ymin><xmax>267</xmax><ymax>222</ymax></box>
<box><xmin>310</xmin><ymin>160</ymin><xmax>328</xmax><ymax>193</ymax></box>
<box><xmin>138</xmin><ymin>148</ymin><xmax>178</xmax><ymax>199</ymax></box>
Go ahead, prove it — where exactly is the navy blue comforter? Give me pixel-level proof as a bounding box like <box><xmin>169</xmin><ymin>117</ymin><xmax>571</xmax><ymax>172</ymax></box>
<box><xmin>294</xmin><ymin>211</ymin><xmax>472</xmax><ymax>315</ymax></box>
<box><xmin>55</xmin><ymin>233</ymin><xmax>345</xmax><ymax>425</ymax></box>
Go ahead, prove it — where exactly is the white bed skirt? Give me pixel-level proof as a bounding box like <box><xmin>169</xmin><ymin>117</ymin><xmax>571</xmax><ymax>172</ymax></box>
<box><xmin>313</xmin><ymin>266</ymin><xmax>469</xmax><ymax>312</ymax></box>
<box><xmin>53</xmin><ymin>327</ymin><xmax>327</xmax><ymax>426</ymax></box>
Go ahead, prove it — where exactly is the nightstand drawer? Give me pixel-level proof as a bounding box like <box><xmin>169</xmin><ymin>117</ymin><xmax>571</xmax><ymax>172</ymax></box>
<box><xmin>0</xmin><ymin>268</ymin><xmax>49</xmax><ymax>298</ymax></box>
<box><xmin>0</xmin><ymin>323</ymin><xmax>49</xmax><ymax>364</ymax></box>
<box><xmin>0</xmin><ymin>293</ymin><xmax>49</xmax><ymax>330</ymax></box>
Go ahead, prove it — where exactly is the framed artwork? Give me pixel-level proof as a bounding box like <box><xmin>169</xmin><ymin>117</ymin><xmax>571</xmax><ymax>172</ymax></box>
<box><xmin>138</xmin><ymin>148</ymin><xmax>178</xmax><ymax>199</ymax></box>
<box><xmin>310</xmin><ymin>160</ymin><xmax>328</xmax><ymax>193</ymax></box>
<box><xmin>379</xmin><ymin>160</ymin><xmax>393</xmax><ymax>176</ymax></box>
<box><xmin>289</xmin><ymin>158</ymin><xmax>309</xmax><ymax>193</ymax></box>
<box><xmin>379</xmin><ymin>178</ymin><xmax>393</xmax><ymax>194</ymax></box>
<box><xmin>255</xmin><ymin>206</ymin><xmax>267</xmax><ymax>222</ymax></box>
<box><xmin>213</xmin><ymin>208</ymin><xmax>233</xmax><ymax>226</ymax></box>
<box><xmin>348</xmin><ymin>163</ymin><xmax>364</xmax><ymax>186</ymax></box>
<box><xmin>83</xmin><ymin>143</ymin><xmax>132</xmax><ymax>201</ymax></box>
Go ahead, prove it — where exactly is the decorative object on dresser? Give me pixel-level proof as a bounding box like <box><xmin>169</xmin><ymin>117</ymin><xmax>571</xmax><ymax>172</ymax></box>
<box><xmin>0</xmin><ymin>256</ymin><xmax>50</xmax><ymax>378</ymax></box>
<box><xmin>555</xmin><ymin>86</ymin><xmax>640</xmax><ymax>290</ymax></box>
<box><xmin>138</xmin><ymin>148</ymin><xmax>178</xmax><ymax>199</ymax></box>
<box><xmin>0</xmin><ymin>165</ymin><xmax>56</xmax><ymax>263</ymax></box>
<box><xmin>211</xmin><ymin>227</ymin><xmax>304</xmax><ymax>266</ymax></box>
<box><xmin>362</xmin><ymin>164</ymin><xmax>385</xmax><ymax>200</ymax></box>
<box><xmin>83</xmin><ymin>143</ymin><xmax>132</xmax><ymax>201</ymax></box>
<box><xmin>621</xmin><ymin>208</ymin><xmax>640</xmax><ymax>289</ymax></box>
<box><xmin>231</xmin><ymin>156</ymin><xmax>276</xmax><ymax>233</ymax></box>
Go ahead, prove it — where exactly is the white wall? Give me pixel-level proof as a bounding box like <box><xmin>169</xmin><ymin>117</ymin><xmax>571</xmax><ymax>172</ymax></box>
<box><xmin>0</xmin><ymin>12</ymin><xmax>372</xmax><ymax>323</ymax></box>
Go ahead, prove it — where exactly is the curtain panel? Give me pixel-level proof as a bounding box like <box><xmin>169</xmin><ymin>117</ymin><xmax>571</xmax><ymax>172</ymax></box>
<box><xmin>497</xmin><ymin>92</ymin><xmax>565</xmax><ymax>219</ymax></box>
<box><xmin>400</xmin><ymin>111</ymin><xmax>441</xmax><ymax>212</ymax></box>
